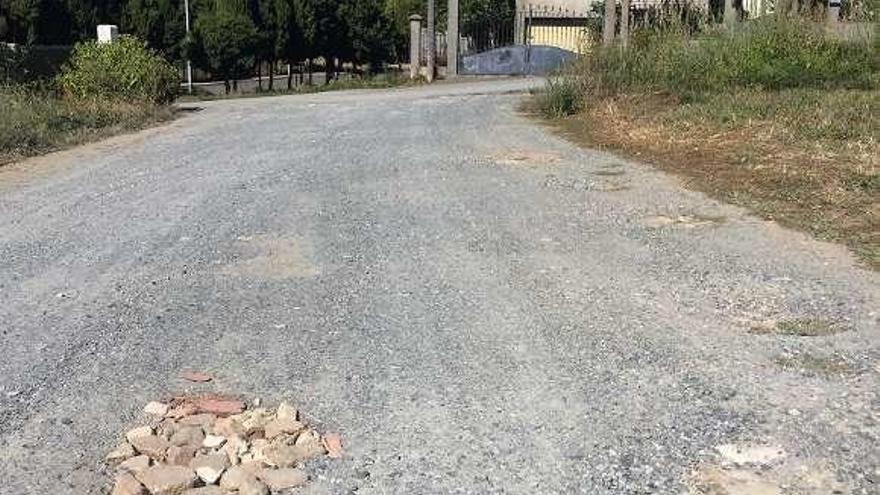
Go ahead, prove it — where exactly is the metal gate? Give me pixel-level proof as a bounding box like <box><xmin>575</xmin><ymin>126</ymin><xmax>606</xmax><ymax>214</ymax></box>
<box><xmin>458</xmin><ymin>5</ymin><xmax>590</xmax><ymax>76</ymax></box>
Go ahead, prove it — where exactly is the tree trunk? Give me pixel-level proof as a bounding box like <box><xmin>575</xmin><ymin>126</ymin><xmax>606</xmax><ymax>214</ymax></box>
<box><xmin>620</xmin><ymin>0</ymin><xmax>631</xmax><ymax>48</ymax></box>
<box><xmin>224</xmin><ymin>79</ymin><xmax>230</xmax><ymax>94</ymax></box>
<box><xmin>233</xmin><ymin>79</ymin><xmax>238</xmax><ymax>92</ymax></box>
<box><xmin>602</xmin><ymin>0</ymin><xmax>616</xmax><ymax>46</ymax></box>
<box><xmin>268</xmin><ymin>59</ymin><xmax>275</xmax><ymax>91</ymax></box>
<box><xmin>257</xmin><ymin>61</ymin><xmax>263</xmax><ymax>91</ymax></box>
<box><xmin>325</xmin><ymin>56</ymin><xmax>334</xmax><ymax>84</ymax></box>
<box><xmin>287</xmin><ymin>63</ymin><xmax>293</xmax><ymax>90</ymax></box>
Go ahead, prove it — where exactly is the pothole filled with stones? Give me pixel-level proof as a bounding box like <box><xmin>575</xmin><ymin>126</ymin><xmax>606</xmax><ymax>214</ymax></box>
<box><xmin>106</xmin><ymin>395</ymin><xmax>342</xmax><ymax>495</ymax></box>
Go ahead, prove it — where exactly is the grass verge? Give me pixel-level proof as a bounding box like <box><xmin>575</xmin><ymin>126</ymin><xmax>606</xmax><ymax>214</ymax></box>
<box><xmin>0</xmin><ymin>86</ymin><xmax>176</xmax><ymax>166</ymax></box>
<box><xmin>534</xmin><ymin>16</ymin><xmax>879</xmax><ymax>269</ymax></box>
<box><xmin>548</xmin><ymin>88</ymin><xmax>879</xmax><ymax>269</ymax></box>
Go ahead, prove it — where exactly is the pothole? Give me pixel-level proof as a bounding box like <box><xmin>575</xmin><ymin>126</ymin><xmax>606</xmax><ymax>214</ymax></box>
<box><xmin>542</xmin><ymin>174</ymin><xmax>629</xmax><ymax>192</ymax></box>
<box><xmin>689</xmin><ymin>443</ymin><xmax>848</xmax><ymax>495</ymax></box>
<box><xmin>592</xmin><ymin>169</ymin><xmax>626</xmax><ymax>177</ymax></box>
<box><xmin>690</xmin><ymin>466</ymin><xmax>782</xmax><ymax>495</ymax></box>
<box><xmin>223</xmin><ymin>234</ymin><xmax>317</xmax><ymax>279</ymax></box>
<box><xmin>594</xmin><ymin>182</ymin><xmax>631</xmax><ymax>192</ymax></box>
<box><xmin>750</xmin><ymin>318</ymin><xmax>849</xmax><ymax>337</ymax></box>
<box><xmin>106</xmin><ymin>395</ymin><xmax>342</xmax><ymax>494</ymax></box>
<box><xmin>775</xmin><ymin>353</ymin><xmax>859</xmax><ymax>377</ymax></box>
<box><xmin>491</xmin><ymin>150</ymin><xmax>562</xmax><ymax>166</ymax></box>
<box><xmin>643</xmin><ymin>213</ymin><xmax>726</xmax><ymax>229</ymax></box>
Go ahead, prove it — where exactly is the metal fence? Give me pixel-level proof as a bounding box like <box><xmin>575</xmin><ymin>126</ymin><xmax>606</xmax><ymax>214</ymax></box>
<box><xmin>418</xmin><ymin>5</ymin><xmax>593</xmax><ymax>64</ymax></box>
<box><xmin>522</xmin><ymin>6</ymin><xmax>592</xmax><ymax>54</ymax></box>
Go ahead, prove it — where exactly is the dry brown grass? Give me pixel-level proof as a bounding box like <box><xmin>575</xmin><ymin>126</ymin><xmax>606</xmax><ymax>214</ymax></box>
<box><xmin>550</xmin><ymin>89</ymin><xmax>880</xmax><ymax>270</ymax></box>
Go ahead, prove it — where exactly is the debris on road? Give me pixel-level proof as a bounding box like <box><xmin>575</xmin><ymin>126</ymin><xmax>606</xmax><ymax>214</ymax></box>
<box><xmin>107</xmin><ymin>398</ymin><xmax>336</xmax><ymax>495</ymax></box>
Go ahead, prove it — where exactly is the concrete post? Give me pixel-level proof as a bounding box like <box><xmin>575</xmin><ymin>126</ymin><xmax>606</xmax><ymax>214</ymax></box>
<box><xmin>426</xmin><ymin>0</ymin><xmax>436</xmax><ymax>82</ymax></box>
<box><xmin>97</xmin><ymin>25</ymin><xmax>118</xmax><ymax>44</ymax></box>
<box><xmin>723</xmin><ymin>0</ymin><xmax>737</xmax><ymax>26</ymax></box>
<box><xmin>447</xmin><ymin>0</ymin><xmax>459</xmax><ymax>77</ymax></box>
<box><xmin>620</xmin><ymin>0</ymin><xmax>631</xmax><ymax>48</ymax></box>
<box><xmin>409</xmin><ymin>15</ymin><xmax>423</xmax><ymax>80</ymax></box>
<box><xmin>826</xmin><ymin>0</ymin><xmax>840</xmax><ymax>26</ymax></box>
<box><xmin>602</xmin><ymin>0</ymin><xmax>616</xmax><ymax>46</ymax></box>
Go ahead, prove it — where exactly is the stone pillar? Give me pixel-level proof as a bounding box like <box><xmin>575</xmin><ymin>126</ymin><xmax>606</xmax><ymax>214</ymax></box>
<box><xmin>602</xmin><ymin>0</ymin><xmax>616</xmax><ymax>46</ymax></box>
<box><xmin>409</xmin><ymin>15</ymin><xmax>423</xmax><ymax>80</ymax></box>
<box><xmin>426</xmin><ymin>0</ymin><xmax>436</xmax><ymax>82</ymax></box>
<box><xmin>97</xmin><ymin>25</ymin><xmax>119</xmax><ymax>44</ymax></box>
<box><xmin>447</xmin><ymin>0</ymin><xmax>459</xmax><ymax>77</ymax></box>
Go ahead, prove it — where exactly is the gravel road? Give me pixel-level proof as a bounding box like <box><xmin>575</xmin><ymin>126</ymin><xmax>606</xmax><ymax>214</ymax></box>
<box><xmin>1</xmin><ymin>78</ymin><xmax>878</xmax><ymax>495</ymax></box>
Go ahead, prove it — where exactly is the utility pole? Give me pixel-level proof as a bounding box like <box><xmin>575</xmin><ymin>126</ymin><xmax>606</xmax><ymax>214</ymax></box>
<box><xmin>602</xmin><ymin>0</ymin><xmax>616</xmax><ymax>46</ymax></box>
<box><xmin>426</xmin><ymin>0</ymin><xmax>435</xmax><ymax>82</ymax></box>
<box><xmin>184</xmin><ymin>0</ymin><xmax>193</xmax><ymax>94</ymax></box>
<box><xmin>446</xmin><ymin>0</ymin><xmax>459</xmax><ymax>77</ymax></box>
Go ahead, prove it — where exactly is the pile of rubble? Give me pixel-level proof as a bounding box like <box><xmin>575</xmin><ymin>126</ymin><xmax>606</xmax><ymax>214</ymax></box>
<box><xmin>106</xmin><ymin>395</ymin><xmax>342</xmax><ymax>495</ymax></box>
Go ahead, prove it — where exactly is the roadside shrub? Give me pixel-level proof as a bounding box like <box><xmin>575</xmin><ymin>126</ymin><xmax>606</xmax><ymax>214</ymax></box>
<box><xmin>58</xmin><ymin>36</ymin><xmax>179</xmax><ymax>103</ymax></box>
<box><xmin>536</xmin><ymin>75</ymin><xmax>585</xmax><ymax>117</ymax></box>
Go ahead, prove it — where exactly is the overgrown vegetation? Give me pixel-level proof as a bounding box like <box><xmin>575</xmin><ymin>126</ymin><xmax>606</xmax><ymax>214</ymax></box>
<box><xmin>0</xmin><ymin>86</ymin><xmax>174</xmax><ymax>165</ymax></box>
<box><xmin>1</xmin><ymin>36</ymin><xmax>177</xmax><ymax>165</ymax></box>
<box><xmin>537</xmin><ymin>14</ymin><xmax>880</xmax><ymax>269</ymax></box>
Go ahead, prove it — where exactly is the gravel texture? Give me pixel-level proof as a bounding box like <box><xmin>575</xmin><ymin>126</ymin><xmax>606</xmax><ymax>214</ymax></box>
<box><xmin>0</xmin><ymin>78</ymin><xmax>878</xmax><ymax>494</ymax></box>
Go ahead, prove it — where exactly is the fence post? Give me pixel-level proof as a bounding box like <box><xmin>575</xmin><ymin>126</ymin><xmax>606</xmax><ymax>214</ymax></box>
<box><xmin>724</xmin><ymin>0</ymin><xmax>737</xmax><ymax>25</ymax></box>
<box><xmin>410</xmin><ymin>15</ymin><xmax>423</xmax><ymax>80</ymax></box>
<box><xmin>426</xmin><ymin>0</ymin><xmax>436</xmax><ymax>82</ymax></box>
<box><xmin>447</xmin><ymin>0</ymin><xmax>459</xmax><ymax>77</ymax></box>
<box><xmin>96</xmin><ymin>25</ymin><xmax>118</xmax><ymax>44</ymax></box>
<box><xmin>826</xmin><ymin>0</ymin><xmax>840</xmax><ymax>26</ymax></box>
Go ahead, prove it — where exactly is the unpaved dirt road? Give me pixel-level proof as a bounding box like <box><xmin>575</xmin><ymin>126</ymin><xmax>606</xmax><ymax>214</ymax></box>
<box><xmin>1</xmin><ymin>79</ymin><xmax>878</xmax><ymax>494</ymax></box>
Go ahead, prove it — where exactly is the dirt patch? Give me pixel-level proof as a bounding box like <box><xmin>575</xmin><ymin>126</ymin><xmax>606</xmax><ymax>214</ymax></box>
<box><xmin>224</xmin><ymin>235</ymin><xmax>317</xmax><ymax>279</ymax></box>
<box><xmin>106</xmin><ymin>395</ymin><xmax>341</xmax><ymax>494</ymax></box>
<box><xmin>542</xmin><ymin>91</ymin><xmax>880</xmax><ymax>270</ymax></box>
<box><xmin>750</xmin><ymin>318</ymin><xmax>849</xmax><ymax>337</ymax></box>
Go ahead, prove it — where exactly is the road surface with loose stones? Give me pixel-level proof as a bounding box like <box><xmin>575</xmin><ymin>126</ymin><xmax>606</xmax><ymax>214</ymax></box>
<box><xmin>1</xmin><ymin>79</ymin><xmax>878</xmax><ymax>495</ymax></box>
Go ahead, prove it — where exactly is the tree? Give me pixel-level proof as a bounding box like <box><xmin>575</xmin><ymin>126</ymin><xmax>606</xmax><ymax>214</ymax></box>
<box><xmin>296</xmin><ymin>0</ymin><xmax>347</xmax><ymax>82</ymax></box>
<box><xmin>340</xmin><ymin>0</ymin><xmax>394</xmax><ymax>71</ymax></box>
<box><xmin>123</xmin><ymin>0</ymin><xmax>186</xmax><ymax>62</ymax></box>
<box><xmin>383</xmin><ymin>0</ymin><xmax>421</xmax><ymax>58</ymax></box>
<box><xmin>194</xmin><ymin>5</ymin><xmax>257</xmax><ymax>92</ymax></box>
